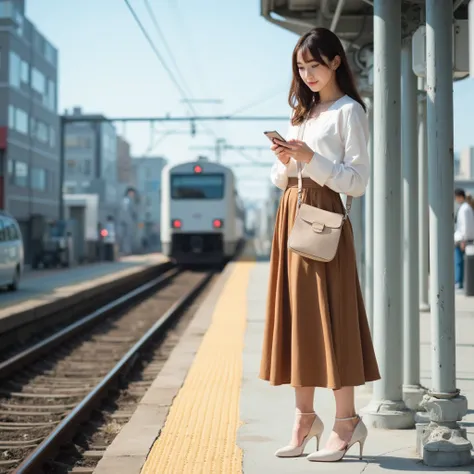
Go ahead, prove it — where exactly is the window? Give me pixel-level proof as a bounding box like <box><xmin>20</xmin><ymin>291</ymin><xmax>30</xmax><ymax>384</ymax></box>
<box><xmin>21</xmin><ymin>59</ymin><xmax>28</xmax><ymax>84</ymax></box>
<box><xmin>34</xmin><ymin>31</ymin><xmax>44</xmax><ymax>56</ymax></box>
<box><xmin>15</xmin><ymin>108</ymin><xmax>28</xmax><ymax>134</ymax></box>
<box><xmin>0</xmin><ymin>220</ymin><xmax>5</xmax><ymax>242</ymax></box>
<box><xmin>45</xmin><ymin>42</ymin><xmax>55</xmax><ymax>65</ymax></box>
<box><xmin>171</xmin><ymin>174</ymin><xmax>224</xmax><ymax>199</ymax></box>
<box><xmin>31</xmin><ymin>67</ymin><xmax>45</xmax><ymax>94</ymax></box>
<box><xmin>31</xmin><ymin>167</ymin><xmax>46</xmax><ymax>191</ymax></box>
<box><xmin>66</xmin><ymin>159</ymin><xmax>76</xmax><ymax>171</ymax></box>
<box><xmin>9</xmin><ymin>51</ymin><xmax>20</xmax><ymax>88</ymax></box>
<box><xmin>103</xmin><ymin>134</ymin><xmax>110</xmax><ymax>150</ymax></box>
<box><xmin>83</xmin><ymin>159</ymin><xmax>91</xmax><ymax>175</ymax></box>
<box><xmin>145</xmin><ymin>180</ymin><xmax>160</xmax><ymax>193</ymax></box>
<box><xmin>8</xmin><ymin>105</ymin><xmax>14</xmax><ymax>128</ymax></box>
<box><xmin>47</xmin><ymin>79</ymin><xmax>56</xmax><ymax>111</ymax></box>
<box><xmin>14</xmin><ymin>161</ymin><xmax>28</xmax><ymax>187</ymax></box>
<box><xmin>50</xmin><ymin>126</ymin><xmax>56</xmax><ymax>147</ymax></box>
<box><xmin>0</xmin><ymin>1</ymin><xmax>13</xmax><ymax>19</ymax></box>
<box><xmin>15</xmin><ymin>8</ymin><xmax>23</xmax><ymax>36</ymax></box>
<box><xmin>36</xmin><ymin>121</ymin><xmax>48</xmax><ymax>143</ymax></box>
<box><xmin>65</xmin><ymin>135</ymin><xmax>92</xmax><ymax>149</ymax></box>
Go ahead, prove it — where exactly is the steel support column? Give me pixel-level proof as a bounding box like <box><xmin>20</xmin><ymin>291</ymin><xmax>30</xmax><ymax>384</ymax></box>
<box><xmin>365</xmin><ymin>98</ymin><xmax>374</xmax><ymax>334</ymax></box>
<box><xmin>421</xmin><ymin>0</ymin><xmax>472</xmax><ymax>466</ymax></box>
<box><xmin>418</xmin><ymin>78</ymin><xmax>430</xmax><ymax>313</ymax></box>
<box><xmin>401</xmin><ymin>40</ymin><xmax>424</xmax><ymax>410</ymax></box>
<box><xmin>361</xmin><ymin>0</ymin><xmax>413</xmax><ymax>429</ymax></box>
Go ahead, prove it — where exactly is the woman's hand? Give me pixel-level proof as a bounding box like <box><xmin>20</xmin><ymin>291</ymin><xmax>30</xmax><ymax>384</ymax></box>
<box><xmin>274</xmin><ymin>139</ymin><xmax>314</xmax><ymax>164</ymax></box>
<box><xmin>270</xmin><ymin>141</ymin><xmax>291</xmax><ymax>165</ymax></box>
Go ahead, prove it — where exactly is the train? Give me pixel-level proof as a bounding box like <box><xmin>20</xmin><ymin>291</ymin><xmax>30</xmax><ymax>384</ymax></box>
<box><xmin>160</xmin><ymin>158</ymin><xmax>245</xmax><ymax>265</ymax></box>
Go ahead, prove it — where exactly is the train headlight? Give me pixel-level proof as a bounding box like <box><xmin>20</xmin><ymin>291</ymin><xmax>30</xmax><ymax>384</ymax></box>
<box><xmin>172</xmin><ymin>219</ymin><xmax>182</xmax><ymax>229</ymax></box>
<box><xmin>213</xmin><ymin>219</ymin><xmax>223</xmax><ymax>229</ymax></box>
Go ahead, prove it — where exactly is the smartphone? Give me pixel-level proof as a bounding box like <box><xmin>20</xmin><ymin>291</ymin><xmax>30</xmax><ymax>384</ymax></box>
<box><xmin>264</xmin><ymin>130</ymin><xmax>288</xmax><ymax>145</ymax></box>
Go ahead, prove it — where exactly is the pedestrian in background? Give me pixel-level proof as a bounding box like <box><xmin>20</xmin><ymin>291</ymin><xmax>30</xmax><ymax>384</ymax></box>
<box><xmin>454</xmin><ymin>188</ymin><xmax>474</xmax><ymax>289</ymax></box>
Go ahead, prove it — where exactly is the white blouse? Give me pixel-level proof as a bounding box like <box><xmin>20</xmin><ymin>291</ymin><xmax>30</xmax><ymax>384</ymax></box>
<box><xmin>270</xmin><ymin>95</ymin><xmax>370</xmax><ymax>197</ymax></box>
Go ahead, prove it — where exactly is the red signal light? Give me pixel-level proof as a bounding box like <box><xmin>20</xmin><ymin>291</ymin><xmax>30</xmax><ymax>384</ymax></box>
<box><xmin>172</xmin><ymin>219</ymin><xmax>182</xmax><ymax>229</ymax></box>
<box><xmin>213</xmin><ymin>219</ymin><xmax>223</xmax><ymax>229</ymax></box>
<box><xmin>100</xmin><ymin>229</ymin><xmax>108</xmax><ymax>238</ymax></box>
<box><xmin>194</xmin><ymin>165</ymin><xmax>202</xmax><ymax>174</ymax></box>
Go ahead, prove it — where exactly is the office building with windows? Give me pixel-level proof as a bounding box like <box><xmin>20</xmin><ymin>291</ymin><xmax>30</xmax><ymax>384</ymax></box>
<box><xmin>133</xmin><ymin>156</ymin><xmax>167</xmax><ymax>249</ymax></box>
<box><xmin>0</xmin><ymin>0</ymin><xmax>59</xmax><ymax>258</ymax></box>
<box><xmin>63</xmin><ymin>107</ymin><xmax>119</xmax><ymax>225</ymax></box>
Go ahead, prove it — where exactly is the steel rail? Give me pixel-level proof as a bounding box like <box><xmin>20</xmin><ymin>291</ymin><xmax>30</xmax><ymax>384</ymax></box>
<box><xmin>13</xmin><ymin>270</ymin><xmax>214</xmax><ymax>474</ymax></box>
<box><xmin>0</xmin><ymin>266</ymin><xmax>181</xmax><ymax>380</ymax></box>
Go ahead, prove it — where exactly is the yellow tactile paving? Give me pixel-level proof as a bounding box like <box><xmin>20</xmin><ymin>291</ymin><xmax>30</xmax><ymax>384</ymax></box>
<box><xmin>141</xmin><ymin>262</ymin><xmax>255</xmax><ymax>474</ymax></box>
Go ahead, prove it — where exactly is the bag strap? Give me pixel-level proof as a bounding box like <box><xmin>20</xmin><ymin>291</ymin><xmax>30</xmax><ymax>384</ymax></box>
<box><xmin>296</xmin><ymin>119</ymin><xmax>352</xmax><ymax>220</ymax></box>
<box><xmin>296</xmin><ymin>120</ymin><xmax>307</xmax><ymax>210</ymax></box>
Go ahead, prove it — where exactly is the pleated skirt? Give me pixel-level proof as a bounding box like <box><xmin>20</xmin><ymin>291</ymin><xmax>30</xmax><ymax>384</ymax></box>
<box><xmin>259</xmin><ymin>178</ymin><xmax>381</xmax><ymax>389</ymax></box>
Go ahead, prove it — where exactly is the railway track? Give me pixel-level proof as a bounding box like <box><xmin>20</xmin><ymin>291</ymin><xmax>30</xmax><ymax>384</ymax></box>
<box><xmin>0</xmin><ymin>266</ymin><xmax>215</xmax><ymax>474</ymax></box>
<box><xmin>0</xmin><ymin>260</ymin><xmax>174</xmax><ymax>358</ymax></box>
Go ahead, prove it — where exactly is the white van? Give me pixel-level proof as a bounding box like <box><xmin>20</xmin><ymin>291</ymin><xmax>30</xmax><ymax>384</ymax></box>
<box><xmin>0</xmin><ymin>212</ymin><xmax>24</xmax><ymax>291</ymax></box>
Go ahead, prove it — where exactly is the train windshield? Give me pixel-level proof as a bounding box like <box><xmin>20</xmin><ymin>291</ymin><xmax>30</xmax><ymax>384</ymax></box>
<box><xmin>171</xmin><ymin>174</ymin><xmax>224</xmax><ymax>199</ymax></box>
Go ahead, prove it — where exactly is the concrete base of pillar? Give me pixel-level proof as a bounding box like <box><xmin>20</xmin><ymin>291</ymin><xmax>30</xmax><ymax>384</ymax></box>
<box><xmin>360</xmin><ymin>399</ymin><xmax>414</xmax><ymax>429</ymax></box>
<box><xmin>403</xmin><ymin>384</ymin><xmax>427</xmax><ymax>411</ymax></box>
<box><xmin>419</xmin><ymin>302</ymin><xmax>430</xmax><ymax>312</ymax></box>
<box><xmin>414</xmin><ymin>411</ymin><xmax>430</xmax><ymax>424</ymax></box>
<box><xmin>421</xmin><ymin>422</ymin><xmax>472</xmax><ymax>467</ymax></box>
<box><xmin>418</xmin><ymin>395</ymin><xmax>473</xmax><ymax>467</ymax></box>
<box><xmin>416</xmin><ymin>422</ymin><xmax>428</xmax><ymax>455</ymax></box>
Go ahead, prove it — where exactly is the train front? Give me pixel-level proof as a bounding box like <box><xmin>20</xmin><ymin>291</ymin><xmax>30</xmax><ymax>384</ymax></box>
<box><xmin>161</xmin><ymin>160</ymin><xmax>240</xmax><ymax>265</ymax></box>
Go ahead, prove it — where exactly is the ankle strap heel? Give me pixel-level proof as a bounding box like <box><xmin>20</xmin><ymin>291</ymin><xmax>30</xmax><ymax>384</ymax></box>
<box><xmin>335</xmin><ymin>414</ymin><xmax>359</xmax><ymax>421</ymax></box>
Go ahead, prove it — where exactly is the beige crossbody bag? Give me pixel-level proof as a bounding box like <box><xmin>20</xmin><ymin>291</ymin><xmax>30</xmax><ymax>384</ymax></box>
<box><xmin>287</xmin><ymin>119</ymin><xmax>352</xmax><ymax>263</ymax></box>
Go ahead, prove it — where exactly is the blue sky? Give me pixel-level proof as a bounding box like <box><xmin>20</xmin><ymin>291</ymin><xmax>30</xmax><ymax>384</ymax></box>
<box><xmin>27</xmin><ymin>0</ymin><xmax>474</xmax><ymax>201</ymax></box>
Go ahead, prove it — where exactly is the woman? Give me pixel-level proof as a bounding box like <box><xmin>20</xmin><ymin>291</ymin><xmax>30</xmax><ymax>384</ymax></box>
<box><xmin>259</xmin><ymin>27</ymin><xmax>381</xmax><ymax>463</ymax></box>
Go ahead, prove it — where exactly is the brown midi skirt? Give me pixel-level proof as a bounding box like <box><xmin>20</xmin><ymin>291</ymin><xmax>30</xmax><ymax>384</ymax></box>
<box><xmin>259</xmin><ymin>178</ymin><xmax>381</xmax><ymax>389</ymax></box>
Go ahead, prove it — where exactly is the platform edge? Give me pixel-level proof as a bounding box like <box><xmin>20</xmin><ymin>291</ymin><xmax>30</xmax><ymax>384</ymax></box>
<box><xmin>92</xmin><ymin>261</ymin><xmax>239</xmax><ymax>474</ymax></box>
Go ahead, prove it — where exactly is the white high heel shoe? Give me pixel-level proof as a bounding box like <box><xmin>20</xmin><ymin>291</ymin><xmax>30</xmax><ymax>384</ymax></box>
<box><xmin>306</xmin><ymin>415</ymin><xmax>367</xmax><ymax>462</ymax></box>
<box><xmin>275</xmin><ymin>412</ymin><xmax>324</xmax><ymax>458</ymax></box>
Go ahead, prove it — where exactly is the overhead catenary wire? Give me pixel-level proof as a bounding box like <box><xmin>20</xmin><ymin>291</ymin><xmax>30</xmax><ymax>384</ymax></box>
<box><xmin>143</xmin><ymin>0</ymin><xmax>195</xmax><ymax>100</ymax></box>
<box><xmin>227</xmin><ymin>85</ymin><xmax>288</xmax><ymax>117</ymax></box>
<box><xmin>124</xmin><ymin>0</ymin><xmax>274</xmax><ymax>166</ymax></box>
<box><xmin>125</xmin><ymin>0</ymin><xmax>222</xmax><ymax>142</ymax></box>
<box><xmin>123</xmin><ymin>0</ymin><xmax>198</xmax><ymax>117</ymax></box>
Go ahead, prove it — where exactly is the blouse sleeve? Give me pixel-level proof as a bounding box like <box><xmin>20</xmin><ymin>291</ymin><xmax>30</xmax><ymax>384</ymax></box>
<box><xmin>269</xmin><ymin>117</ymin><xmax>295</xmax><ymax>191</ymax></box>
<box><xmin>304</xmin><ymin>103</ymin><xmax>370</xmax><ymax>197</ymax></box>
<box><xmin>270</xmin><ymin>160</ymin><xmax>289</xmax><ymax>191</ymax></box>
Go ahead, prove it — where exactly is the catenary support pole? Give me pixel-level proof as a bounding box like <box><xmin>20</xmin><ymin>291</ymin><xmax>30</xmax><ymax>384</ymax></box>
<box><xmin>361</xmin><ymin>0</ymin><xmax>413</xmax><ymax>429</ymax></box>
<box><xmin>365</xmin><ymin>98</ymin><xmax>374</xmax><ymax>334</ymax></box>
<box><xmin>418</xmin><ymin>77</ymin><xmax>430</xmax><ymax>312</ymax></box>
<box><xmin>421</xmin><ymin>0</ymin><xmax>472</xmax><ymax>467</ymax></box>
<box><xmin>401</xmin><ymin>39</ymin><xmax>424</xmax><ymax>410</ymax></box>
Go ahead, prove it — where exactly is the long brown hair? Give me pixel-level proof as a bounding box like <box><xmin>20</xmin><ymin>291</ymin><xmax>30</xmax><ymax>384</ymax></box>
<box><xmin>289</xmin><ymin>27</ymin><xmax>366</xmax><ymax>125</ymax></box>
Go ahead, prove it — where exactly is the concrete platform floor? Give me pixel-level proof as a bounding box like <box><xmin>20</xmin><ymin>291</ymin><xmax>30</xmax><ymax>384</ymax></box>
<box><xmin>238</xmin><ymin>263</ymin><xmax>474</xmax><ymax>473</ymax></box>
<box><xmin>93</xmin><ymin>261</ymin><xmax>474</xmax><ymax>474</ymax></box>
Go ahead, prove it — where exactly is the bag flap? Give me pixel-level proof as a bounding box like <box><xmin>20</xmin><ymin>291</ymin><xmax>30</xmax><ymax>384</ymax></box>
<box><xmin>298</xmin><ymin>203</ymin><xmax>343</xmax><ymax>229</ymax></box>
